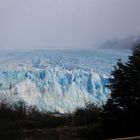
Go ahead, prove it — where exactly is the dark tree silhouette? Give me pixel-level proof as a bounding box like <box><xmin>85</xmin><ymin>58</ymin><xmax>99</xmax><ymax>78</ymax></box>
<box><xmin>102</xmin><ymin>44</ymin><xmax>140</xmax><ymax>138</ymax></box>
<box><xmin>73</xmin><ymin>103</ymin><xmax>101</xmax><ymax>126</ymax></box>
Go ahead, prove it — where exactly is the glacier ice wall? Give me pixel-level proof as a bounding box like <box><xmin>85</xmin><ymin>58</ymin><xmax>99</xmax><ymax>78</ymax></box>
<box><xmin>0</xmin><ymin>49</ymin><xmax>130</xmax><ymax>113</ymax></box>
<box><xmin>0</xmin><ymin>67</ymin><xmax>110</xmax><ymax>113</ymax></box>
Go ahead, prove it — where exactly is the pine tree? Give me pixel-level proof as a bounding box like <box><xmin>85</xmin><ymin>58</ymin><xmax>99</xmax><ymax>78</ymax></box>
<box><xmin>102</xmin><ymin>44</ymin><xmax>140</xmax><ymax>138</ymax></box>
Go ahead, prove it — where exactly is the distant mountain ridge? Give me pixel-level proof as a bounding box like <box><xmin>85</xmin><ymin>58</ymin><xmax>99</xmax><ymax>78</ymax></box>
<box><xmin>99</xmin><ymin>36</ymin><xmax>140</xmax><ymax>49</ymax></box>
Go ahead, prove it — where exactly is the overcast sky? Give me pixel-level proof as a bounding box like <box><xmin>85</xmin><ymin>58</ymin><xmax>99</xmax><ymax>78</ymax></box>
<box><xmin>0</xmin><ymin>0</ymin><xmax>140</xmax><ymax>49</ymax></box>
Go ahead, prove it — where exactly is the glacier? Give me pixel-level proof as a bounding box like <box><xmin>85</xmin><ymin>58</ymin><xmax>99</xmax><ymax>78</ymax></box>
<box><xmin>0</xmin><ymin>49</ymin><xmax>130</xmax><ymax>113</ymax></box>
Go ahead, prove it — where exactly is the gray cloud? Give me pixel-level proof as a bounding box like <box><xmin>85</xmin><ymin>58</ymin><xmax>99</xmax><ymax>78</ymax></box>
<box><xmin>0</xmin><ymin>0</ymin><xmax>140</xmax><ymax>49</ymax></box>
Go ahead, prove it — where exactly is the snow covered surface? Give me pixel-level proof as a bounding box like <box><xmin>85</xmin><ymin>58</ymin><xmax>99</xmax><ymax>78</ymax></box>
<box><xmin>0</xmin><ymin>49</ymin><xmax>130</xmax><ymax>113</ymax></box>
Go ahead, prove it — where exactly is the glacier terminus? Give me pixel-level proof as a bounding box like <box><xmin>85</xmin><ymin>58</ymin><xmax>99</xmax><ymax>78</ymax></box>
<box><xmin>0</xmin><ymin>49</ymin><xmax>130</xmax><ymax>113</ymax></box>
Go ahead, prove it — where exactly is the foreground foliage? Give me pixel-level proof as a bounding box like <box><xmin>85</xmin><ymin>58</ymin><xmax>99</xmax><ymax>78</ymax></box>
<box><xmin>102</xmin><ymin>44</ymin><xmax>140</xmax><ymax>138</ymax></box>
<box><xmin>0</xmin><ymin>101</ymin><xmax>102</xmax><ymax>140</ymax></box>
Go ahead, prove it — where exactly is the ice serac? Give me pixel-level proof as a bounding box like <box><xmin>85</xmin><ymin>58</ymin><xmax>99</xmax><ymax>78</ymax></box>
<box><xmin>0</xmin><ymin>67</ymin><xmax>110</xmax><ymax>113</ymax></box>
<box><xmin>0</xmin><ymin>49</ymin><xmax>129</xmax><ymax>113</ymax></box>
